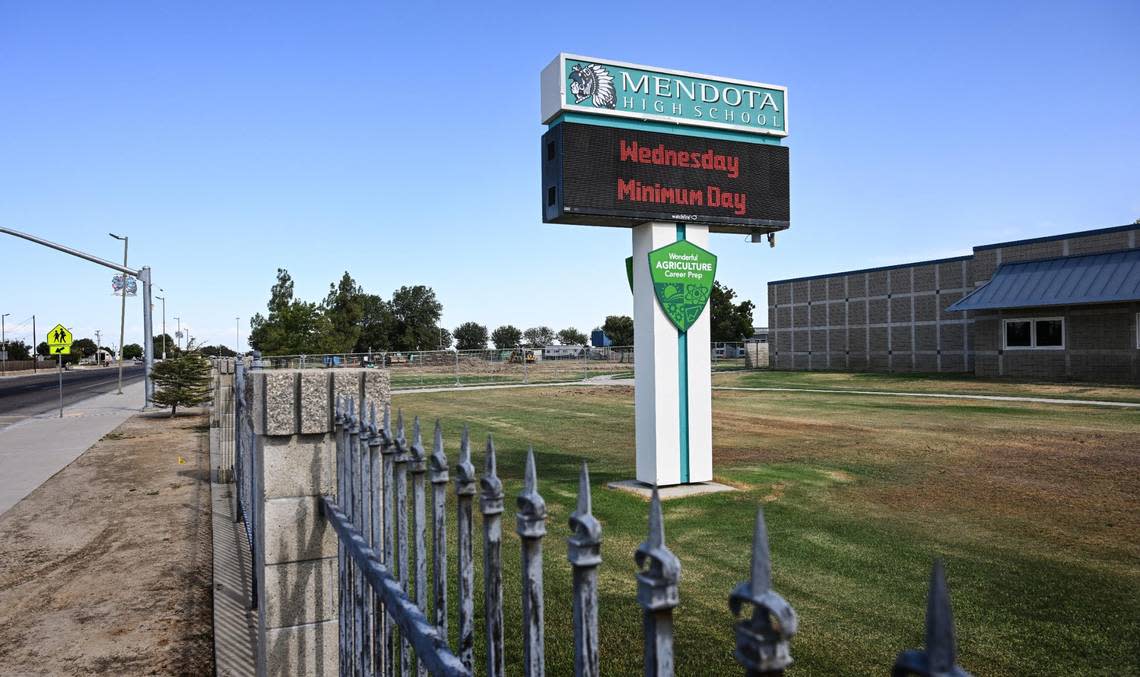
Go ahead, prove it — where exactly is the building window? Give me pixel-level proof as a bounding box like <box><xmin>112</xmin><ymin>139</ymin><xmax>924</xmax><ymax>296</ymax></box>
<box><xmin>1003</xmin><ymin>317</ymin><xmax>1064</xmax><ymax>350</ymax></box>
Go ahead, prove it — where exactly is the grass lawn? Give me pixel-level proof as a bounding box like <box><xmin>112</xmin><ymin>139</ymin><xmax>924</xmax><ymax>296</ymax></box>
<box><xmin>712</xmin><ymin>369</ymin><xmax>1140</xmax><ymax>404</ymax></box>
<box><xmin>390</xmin><ymin>383</ymin><xmax>1140</xmax><ymax>676</ymax></box>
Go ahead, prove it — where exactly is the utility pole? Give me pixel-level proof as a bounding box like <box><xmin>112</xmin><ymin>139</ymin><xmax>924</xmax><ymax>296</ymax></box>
<box><xmin>155</xmin><ymin>292</ymin><xmax>166</xmax><ymax>360</ymax></box>
<box><xmin>0</xmin><ymin>227</ymin><xmax>155</xmax><ymax>407</ymax></box>
<box><xmin>32</xmin><ymin>315</ymin><xmax>36</xmax><ymax>374</ymax></box>
<box><xmin>1</xmin><ymin>312</ymin><xmax>8</xmax><ymax>374</ymax></box>
<box><xmin>235</xmin><ymin>317</ymin><xmax>240</xmax><ymax>356</ymax></box>
<box><xmin>109</xmin><ymin>233</ymin><xmax>128</xmax><ymax>394</ymax></box>
<box><xmin>175</xmin><ymin>316</ymin><xmax>181</xmax><ymax>352</ymax></box>
<box><xmin>95</xmin><ymin>330</ymin><xmax>103</xmax><ymax>363</ymax></box>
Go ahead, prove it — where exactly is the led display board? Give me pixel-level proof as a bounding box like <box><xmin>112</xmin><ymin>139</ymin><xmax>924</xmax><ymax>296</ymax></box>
<box><xmin>542</xmin><ymin>122</ymin><xmax>789</xmax><ymax>233</ymax></box>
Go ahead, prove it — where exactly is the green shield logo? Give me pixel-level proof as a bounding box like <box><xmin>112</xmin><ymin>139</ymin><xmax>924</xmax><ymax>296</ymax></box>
<box><xmin>648</xmin><ymin>240</ymin><xmax>717</xmax><ymax>333</ymax></box>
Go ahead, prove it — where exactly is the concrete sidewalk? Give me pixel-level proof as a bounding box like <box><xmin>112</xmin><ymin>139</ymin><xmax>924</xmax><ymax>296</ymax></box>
<box><xmin>0</xmin><ymin>379</ymin><xmax>144</xmax><ymax>515</ymax></box>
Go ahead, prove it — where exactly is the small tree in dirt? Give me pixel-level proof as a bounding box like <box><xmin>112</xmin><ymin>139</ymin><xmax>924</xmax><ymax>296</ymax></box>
<box><xmin>150</xmin><ymin>354</ymin><xmax>212</xmax><ymax>417</ymax></box>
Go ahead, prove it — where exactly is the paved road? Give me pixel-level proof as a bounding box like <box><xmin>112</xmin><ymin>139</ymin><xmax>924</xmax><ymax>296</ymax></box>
<box><xmin>0</xmin><ymin>365</ymin><xmax>145</xmax><ymax>428</ymax></box>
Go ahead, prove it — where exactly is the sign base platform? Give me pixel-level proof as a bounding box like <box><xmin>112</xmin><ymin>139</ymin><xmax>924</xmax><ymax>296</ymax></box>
<box><xmin>606</xmin><ymin>479</ymin><xmax>736</xmax><ymax>500</ymax></box>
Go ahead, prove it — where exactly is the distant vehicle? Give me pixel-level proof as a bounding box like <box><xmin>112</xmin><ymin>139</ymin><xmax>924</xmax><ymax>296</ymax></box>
<box><xmin>508</xmin><ymin>348</ymin><xmax>537</xmax><ymax>364</ymax></box>
<box><xmin>542</xmin><ymin>345</ymin><xmax>585</xmax><ymax>360</ymax></box>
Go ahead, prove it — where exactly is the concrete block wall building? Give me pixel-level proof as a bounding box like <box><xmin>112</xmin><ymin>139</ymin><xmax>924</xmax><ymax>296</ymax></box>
<box><xmin>768</xmin><ymin>223</ymin><xmax>1140</xmax><ymax>382</ymax></box>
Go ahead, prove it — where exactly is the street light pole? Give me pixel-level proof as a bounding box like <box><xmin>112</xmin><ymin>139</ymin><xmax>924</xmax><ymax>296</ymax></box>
<box><xmin>235</xmin><ymin>317</ymin><xmax>240</xmax><ymax>356</ymax></box>
<box><xmin>174</xmin><ymin>317</ymin><xmax>181</xmax><ymax>352</ymax></box>
<box><xmin>155</xmin><ymin>293</ymin><xmax>167</xmax><ymax>360</ymax></box>
<box><xmin>0</xmin><ymin>227</ymin><xmax>155</xmax><ymax>407</ymax></box>
<box><xmin>109</xmin><ymin>233</ymin><xmax>128</xmax><ymax>395</ymax></box>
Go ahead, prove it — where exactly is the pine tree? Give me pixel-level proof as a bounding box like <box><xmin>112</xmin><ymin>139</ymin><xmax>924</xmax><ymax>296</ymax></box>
<box><xmin>150</xmin><ymin>354</ymin><xmax>212</xmax><ymax>416</ymax></box>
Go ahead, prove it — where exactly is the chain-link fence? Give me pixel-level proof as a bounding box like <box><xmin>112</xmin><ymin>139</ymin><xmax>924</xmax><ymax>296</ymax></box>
<box><xmin>253</xmin><ymin>342</ymin><xmax>765</xmax><ymax>389</ymax></box>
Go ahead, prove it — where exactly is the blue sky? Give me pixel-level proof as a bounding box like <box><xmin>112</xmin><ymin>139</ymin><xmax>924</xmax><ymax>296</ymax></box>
<box><xmin>2</xmin><ymin>1</ymin><xmax>1138</xmax><ymax>352</ymax></box>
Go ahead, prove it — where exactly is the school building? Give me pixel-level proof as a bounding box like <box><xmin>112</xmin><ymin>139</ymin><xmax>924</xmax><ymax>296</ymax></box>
<box><xmin>767</xmin><ymin>222</ymin><xmax>1140</xmax><ymax>382</ymax></box>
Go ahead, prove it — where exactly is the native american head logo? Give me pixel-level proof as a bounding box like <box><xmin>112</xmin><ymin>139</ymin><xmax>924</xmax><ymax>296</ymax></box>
<box><xmin>568</xmin><ymin>63</ymin><xmax>616</xmax><ymax>109</ymax></box>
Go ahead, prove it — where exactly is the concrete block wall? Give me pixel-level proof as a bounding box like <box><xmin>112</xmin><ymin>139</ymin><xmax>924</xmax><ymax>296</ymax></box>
<box><xmin>768</xmin><ymin>256</ymin><xmax>974</xmax><ymax>373</ymax></box>
<box><xmin>769</xmin><ymin>223</ymin><xmax>1140</xmax><ymax>379</ymax></box>
<box><xmin>971</xmin><ymin>302</ymin><xmax>1140</xmax><ymax>382</ymax></box>
<box><xmin>247</xmin><ymin>368</ymin><xmax>391</xmax><ymax>676</ymax></box>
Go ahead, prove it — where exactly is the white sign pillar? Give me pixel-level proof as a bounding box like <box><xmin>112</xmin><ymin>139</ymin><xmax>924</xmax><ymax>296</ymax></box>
<box><xmin>632</xmin><ymin>222</ymin><xmax>713</xmax><ymax>486</ymax></box>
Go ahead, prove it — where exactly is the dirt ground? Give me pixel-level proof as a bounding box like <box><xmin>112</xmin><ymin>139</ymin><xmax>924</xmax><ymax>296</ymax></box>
<box><xmin>0</xmin><ymin>412</ymin><xmax>213</xmax><ymax>676</ymax></box>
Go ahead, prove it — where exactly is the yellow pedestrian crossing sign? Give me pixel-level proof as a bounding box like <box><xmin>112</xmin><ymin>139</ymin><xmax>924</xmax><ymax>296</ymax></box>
<box><xmin>46</xmin><ymin>324</ymin><xmax>73</xmax><ymax>355</ymax></box>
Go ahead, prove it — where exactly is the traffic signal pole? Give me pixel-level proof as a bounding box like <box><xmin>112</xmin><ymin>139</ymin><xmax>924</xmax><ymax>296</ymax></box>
<box><xmin>0</xmin><ymin>227</ymin><xmax>155</xmax><ymax>407</ymax></box>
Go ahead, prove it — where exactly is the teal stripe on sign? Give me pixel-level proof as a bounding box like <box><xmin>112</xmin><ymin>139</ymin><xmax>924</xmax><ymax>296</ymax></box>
<box><xmin>553</xmin><ymin>112</ymin><xmax>784</xmax><ymax>146</ymax></box>
<box><xmin>676</xmin><ymin>223</ymin><xmax>690</xmax><ymax>484</ymax></box>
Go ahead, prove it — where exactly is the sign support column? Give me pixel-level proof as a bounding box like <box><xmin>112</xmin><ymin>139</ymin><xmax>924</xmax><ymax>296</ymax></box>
<box><xmin>632</xmin><ymin>223</ymin><xmax>714</xmax><ymax>486</ymax></box>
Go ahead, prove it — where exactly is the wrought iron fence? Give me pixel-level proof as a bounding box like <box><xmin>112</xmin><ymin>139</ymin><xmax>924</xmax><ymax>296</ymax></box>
<box><xmin>232</xmin><ymin>360</ymin><xmax>259</xmax><ymax>609</ymax></box>
<box><xmin>324</xmin><ymin>396</ymin><xmax>972</xmax><ymax>676</ymax></box>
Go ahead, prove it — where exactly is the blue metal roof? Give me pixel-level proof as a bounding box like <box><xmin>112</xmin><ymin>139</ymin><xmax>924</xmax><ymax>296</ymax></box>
<box><xmin>947</xmin><ymin>248</ymin><xmax>1140</xmax><ymax>312</ymax></box>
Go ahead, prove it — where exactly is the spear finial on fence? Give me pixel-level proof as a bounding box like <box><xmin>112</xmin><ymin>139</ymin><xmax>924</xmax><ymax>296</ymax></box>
<box><xmin>517</xmin><ymin>448</ymin><xmax>547</xmax><ymax>538</ymax></box>
<box><xmin>366</xmin><ymin>401</ymin><xmax>378</xmax><ymax>437</ymax></box>
<box><xmin>395</xmin><ymin>409</ymin><xmax>407</xmax><ymax>452</ymax></box>
<box><xmin>568</xmin><ymin>462</ymin><xmax>602</xmax><ymax>560</ymax></box>
<box><xmin>346</xmin><ymin>396</ymin><xmax>358</xmax><ymax>430</ymax></box>
<box><xmin>517</xmin><ymin>447</ymin><xmax>547</xmax><ymax>677</ymax></box>
<box><xmin>636</xmin><ymin>488</ymin><xmax>680</xmax><ymax>676</ymax></box>
<box><xmin>455</xmin><ymin>425</ymin><xmax>476</xmax><ymax>496</ymax></box>
<box><xmin>382</xmin><ymin>402</ymin><xmax>393</xmax><ymax>444</ymax></box>
<box><xmin>430</xmin><ymin>420</ymin><xmax>449</xmax><ymax>481</ymax></box>
<box><xmin>480</xmin><ymin>435</ymin><xmax>504</xmax><ymax>512</ymax></box>
<box><xmin>409</xmin><ymin>416</ymin><xmax>427</xmax><ymax>465</ymax></box>
<box><xmin>568</xmin><ymin>462</ymin><xmax>601</xmax><ymax>675</ymax></box>
<box><xmin>635</xmin><ymin>488</ymin><xmax>680</xmax><ymax>611</ymax></box>
<box><xmin>730</xmin><ymin>508</ymin><xmax>797</xmax><ymax>675</ymax></box>
<box><xmin>891</xmin><ymin>560</ymin><xmax>972</xmax><ymax>677</ymax></box>
<box><xmin>480</xmin><ymin>434</ymin><xmax>506</xmax><ymax>676</ymax></box>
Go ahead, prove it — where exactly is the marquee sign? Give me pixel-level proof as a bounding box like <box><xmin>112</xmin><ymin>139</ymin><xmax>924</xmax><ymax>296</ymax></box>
<box><xmin>541</xmin><ymin>54</ymin><xmax>788</xmax><ymax>137</ymax></box>
<box><xmin>542</xmin><ymin>122</ymin><xmax>789</xmax><ymax>232</ymax></box>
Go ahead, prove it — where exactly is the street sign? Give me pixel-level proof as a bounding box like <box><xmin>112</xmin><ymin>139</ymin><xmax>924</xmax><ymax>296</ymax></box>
<box><xmin>46</xmin><ymin>324</ymin><xmax>73</xmax><ymax>355</ymax></box>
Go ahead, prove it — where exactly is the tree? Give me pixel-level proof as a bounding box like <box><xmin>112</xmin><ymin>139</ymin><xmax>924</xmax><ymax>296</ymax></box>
<box><xmin>323</xmin><ymin>272</ymin><xmax>364</xmax><ymax>353</ymax></box>
<box><xmin>72</xmin><ymin>338</ymin><xmax>98</xmax><ymax>358</ymax></box>
<box><xmin>491</xmin><ymin>325</ymin><xmax>522</xmax><ymax>350</ymax></box>
<box><xmin>523</xmin><ymin>326</ymin><xmax>556</xmax><ymax>347</ymax></box>
<box><xmin>36</xmin><ymin>341</ymin><xmax>49</xmax><ymax>357</ymax></box>
<box><xmin>453</xmin><ymin>322</ymin><xmax>489</xmax><ymax>350</ymax></box>
<box><xmin>248</xmin><ymin>269</ymin><xmax>333</xmax><ymax>355</ymax></box>
<box><xmin>355</xmin><ymin>294</ymin><xmax>394</xmax><ymax>353</ymax></box>
<box><xmin>122</xmin><ymin>343</ymin><xmax>144</xmax><ymax>359</ymax></box>
<box><xmin>199</xmin><ymin>344</ymin><xmax>237</xmax><ymax>357</ymax></box>
<box><xmin>153</xmin><ymin>334</ymin><xmax>179</xmax><ymax>359</ymax></box>
<box><xmin>3</xmin><ymin>340</ymin><xmax>31</xmax><ymax>361</ymax></box>
<box><xmin>388</xmin><ymin>285</ymin><xmax>443</xmax><ymax>351</ymax></box>
<box><xmin>709</xmin><ymin>281</ymin><xmax>755</xmax><ymax>342</ymax></box>
<box><xmin>602</xmin><ymin>316</ymin><xmax>634</xmax><ymax>346</ymax></box>
<box><xmin>557</xmin><ymin>327</ymin><xmax>588</xmax><ymax>345</ymax></box>
<box><xmin>150</xmin><ymin>354</ymin><xmax>212</xmax><ymax>417</ymax></box>
<box><xmin>437</xmin><ymin>327</ymin><xmax>453</xmax><ymax>350</ymax></box>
